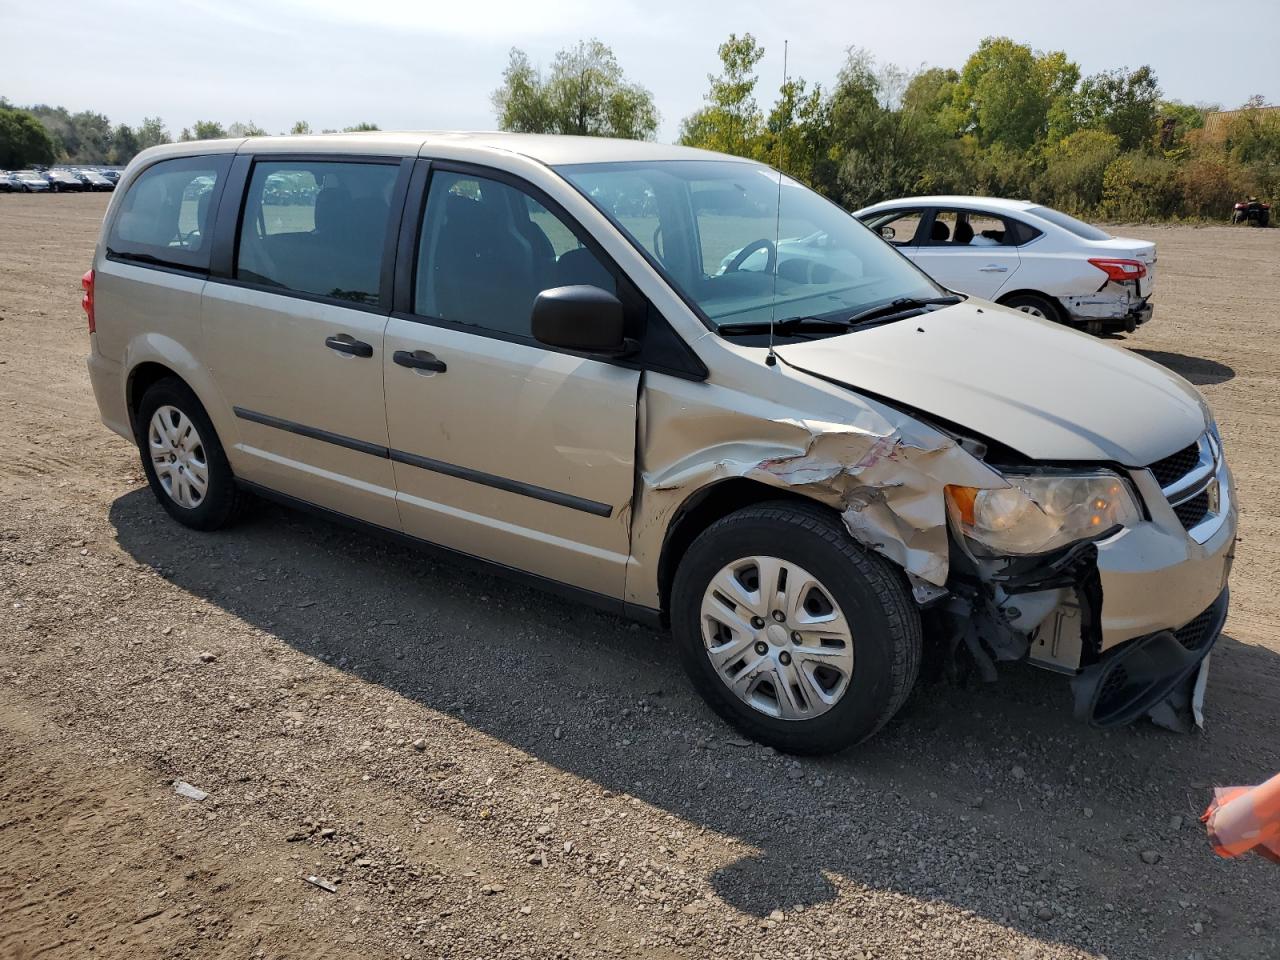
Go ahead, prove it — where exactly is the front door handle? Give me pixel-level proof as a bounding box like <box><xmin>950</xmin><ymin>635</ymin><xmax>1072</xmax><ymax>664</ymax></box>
<box><xmin>394</xmin><ymin>349</ymin><xmax>447</xmax><ymax>373</ymax></box>
<box><xmin>325</xmin><ymin>334</ymin><xmax>373</xmax><ymax>358</ymax></box>
<box><xmin>978</xmin><ymin>264</ymin><xmax>1010</xmax><ymax>273</ymax></box>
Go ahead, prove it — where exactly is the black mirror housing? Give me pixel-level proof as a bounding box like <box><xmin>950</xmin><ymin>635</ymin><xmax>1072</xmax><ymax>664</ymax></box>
<box><xmin>531</xmin><ymin>285</ymin><xmax>629</xmax><ymax>356</ymax></box>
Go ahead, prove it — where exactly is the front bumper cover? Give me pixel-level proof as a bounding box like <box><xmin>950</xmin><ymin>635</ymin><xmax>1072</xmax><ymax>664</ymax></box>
<box><xmin>1071</xmin><ymin>588</ymin><xmax>1228</xmax><ymax>727</ymax></box>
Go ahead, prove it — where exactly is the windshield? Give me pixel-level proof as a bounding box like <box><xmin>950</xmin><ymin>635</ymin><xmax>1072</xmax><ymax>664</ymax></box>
<box><xmin>1027</xmin><ymin>205</ymin><xmax>1111</xmax><ymax>241</ymax></box>
<box><xmin>558</xmin><ymin>160</ymin><xmax>942</xmax><ymax>331</ymax></box>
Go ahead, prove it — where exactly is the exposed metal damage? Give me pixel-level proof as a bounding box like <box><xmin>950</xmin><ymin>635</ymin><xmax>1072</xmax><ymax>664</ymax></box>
<box><xmin>641</xmin><ymin>398</ymin><xmax>1006</xmax><ymax>588</ymax></box>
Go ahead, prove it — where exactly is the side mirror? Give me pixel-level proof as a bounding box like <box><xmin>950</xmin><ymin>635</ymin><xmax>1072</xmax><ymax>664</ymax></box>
<box><xmin>879</xmin><ymin>224</ymin><xmax>896</xmax><ymax>241</ymax></box>
<box><xmin>531</xmin><ymin>285</ymin><xmax>633</xmax><ymax>357</ymax></box>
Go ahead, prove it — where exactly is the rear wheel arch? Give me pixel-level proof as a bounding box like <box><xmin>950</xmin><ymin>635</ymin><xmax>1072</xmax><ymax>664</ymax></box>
<box><xmin>997</xmin><ymin>289</ymin><xmax>1065</xmax><ymax>323</ymax></box>
<box><xmin>127</xmin><ymin>362</ymin><xmax>183</xmax><ymax>436</ymax></box>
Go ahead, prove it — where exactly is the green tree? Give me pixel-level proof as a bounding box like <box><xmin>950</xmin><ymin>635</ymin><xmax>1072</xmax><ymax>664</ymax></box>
<box><xmin>0</xmin><ymin>106</ymin><xmax>57</xmax><ymax>167</ymax></box>
<box><xmin>181</xmin><ymin>120</ymin><xmax>228</xmax><ymax>141</ymax></box>
<box><xmin>1221</xmin><ymin>97</ymin><xmax>1280</xmax><ymax>198</ymax></box>
<box><xmin>678</xmin><ymin>33</ymin><xmax>765</xmax><ymax>155</ymax></box>
<box><xmin>135</xmin><ymin>117</ymin><xmax>170</xmax><ymax>151</ymax></box>
<box><xmin>758</xmin><ymin>76</ymin><xmax>831</xmax><ymax>186</ymax></box>
<box><xmin>901</xmin><ymin>67</ymin><xmax>959</xmax><ymax>121</ymax></box>
<box><xmin>1155</xmin><ymin>100</ymin><xmax>1207</xmax><ymax>157</ymax></box>
<box><xmin>1101</xmin><ymin>151</ymin><xmax>1181</xmax><ymax>220</ymax></box>
<box><xmin>289</xmin><ymin>120</ymin><xmax>313</xmax><ymax>135</ymax></box>
<box><xmin>228</xmin><ymin>121</ymin><xmax>268</xmax><ymax>137</ymax></box>
<box><xmin>950</xmin><ymin>37</ymin><xmax>1077</xmax><ymax>150</ymax></box>
<box><xmin>1041</xmin><ymin>128</ymin><xmax>1121</xmax><ymax>213</ymax></box>
<box><xmin>493</xmin><ymin>40</ymin><xmax>658</xmax><ymax>140</ymax></box>
<box><xmin>109</xmin><ymin>123</ymin><xmax>140</xmax><ymax>165</ymax></box>
<box><xmin>343</xmin><ymin>122</ymin><xmax>381</xmax><ymax>132</ymax></box>
<box><xmin>1073</xmin><ymin>66</ymin><xmax>1161</xmax><ymax>151</ymax></box>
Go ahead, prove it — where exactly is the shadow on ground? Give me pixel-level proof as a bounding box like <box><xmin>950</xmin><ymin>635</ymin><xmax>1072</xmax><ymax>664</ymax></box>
<box><xmin>1132</xmin><ymin>349</ymin><xmax>1236</xmax><ymax>386</ymax></box>
<box><xmin>109</xmin><ymin>489</ymin><xmax>1280</xmax><ymax>957</ymax></box>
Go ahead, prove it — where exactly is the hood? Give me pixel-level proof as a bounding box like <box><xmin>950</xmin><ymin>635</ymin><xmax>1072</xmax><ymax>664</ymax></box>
<box><xmin>775</xmin><ymin>301</ymin><xmax>1207</xmax><ymax>465</ymax></box>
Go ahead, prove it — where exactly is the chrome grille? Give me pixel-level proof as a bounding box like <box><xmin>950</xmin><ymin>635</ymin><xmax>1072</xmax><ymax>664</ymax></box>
<box><xmin>1172</xmin><ymin>490</ymin><xmax>1211</xmax><ymax>529</ymax></box>
<box><xmin>1148</xmin><ymin>442</ymin><xmax>1200</xmax><ymax>488</ymax></box>
<box><xmin>1146</xmin><ymin>430</ymin><xmax>1226</xmax><ymax>542</ymax></box>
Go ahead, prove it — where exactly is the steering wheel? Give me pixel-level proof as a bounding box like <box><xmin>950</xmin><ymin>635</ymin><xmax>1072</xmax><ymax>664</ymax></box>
<box><xmin>724</xmin><ymin>237</ymin><xmax>776</xmax><ymax>274</ymax></box>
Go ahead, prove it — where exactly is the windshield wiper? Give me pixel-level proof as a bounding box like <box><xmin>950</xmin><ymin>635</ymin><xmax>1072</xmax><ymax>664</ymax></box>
<box><xmin>843</xmin><ymin>295</ymin><xmax>963</xmax><ymax>327</ymax></box>
<box><xmin>717</xmin><ymin>316</ymin><xmax>852</xmax><ymax>337</ymax></box>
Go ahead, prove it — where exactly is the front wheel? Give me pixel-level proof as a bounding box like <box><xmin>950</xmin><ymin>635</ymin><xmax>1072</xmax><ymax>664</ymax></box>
<box><xmin>671</xmin><ymin>502</ymin><xmax>922</xmax><ymax>754</ymax></box>
<box><xmin>136</xmin><ymin>377</ymin><xmax>248</xmax><ymax>530</ymax></box>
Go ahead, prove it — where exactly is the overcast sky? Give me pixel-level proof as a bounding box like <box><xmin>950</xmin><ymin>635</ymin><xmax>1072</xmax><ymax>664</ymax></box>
<box><xmin>3</xmin><ymin>0</ymin><xmax>1276</xmax><ymax>141</ymax></box>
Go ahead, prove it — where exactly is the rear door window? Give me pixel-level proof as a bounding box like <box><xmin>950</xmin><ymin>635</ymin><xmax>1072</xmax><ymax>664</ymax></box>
<box><xmin>108</xmin><ymin>155</ymin><xmax>231</xmax><ymax>271</ymax></box>
<box><xmin>236</xmin><ymin>160</ymin><xmax>399</xmax><ymax>306</ymax></box>
<box><xmin>922</xmin><ymin>210</ymin><xmax>1023</xmax><ymax>247</ymax></box>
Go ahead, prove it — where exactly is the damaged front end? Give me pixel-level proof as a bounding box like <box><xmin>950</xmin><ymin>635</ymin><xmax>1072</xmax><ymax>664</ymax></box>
<box><xmin>939</xmin><ymin>530</ymin><xmax>1224</xmax><ymax>732</ymax></box>
<box><xmin>634</xmin><ymin>350</ymin><xmax>1232</xmax><ymax>736</ymax></box>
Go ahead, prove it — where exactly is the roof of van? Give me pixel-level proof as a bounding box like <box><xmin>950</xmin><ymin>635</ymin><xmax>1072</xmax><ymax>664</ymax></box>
<box><xmin>144</xmin><ymin>131</ymin><xmax>737</xmax><ymax>166</ymax></box>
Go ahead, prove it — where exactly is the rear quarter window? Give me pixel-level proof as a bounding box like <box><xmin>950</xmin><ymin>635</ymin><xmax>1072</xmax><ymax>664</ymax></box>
<box><xmin>108</xmin><ymin>155</ymin><xmax>231</xmax><ymax>272</ymax></box>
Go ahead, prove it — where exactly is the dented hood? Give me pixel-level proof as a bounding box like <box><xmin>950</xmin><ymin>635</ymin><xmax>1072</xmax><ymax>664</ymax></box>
<box><xmin>775</xmin><ymin>302</ymin><xmax>1207</xmax><ymax>465</ymax></box>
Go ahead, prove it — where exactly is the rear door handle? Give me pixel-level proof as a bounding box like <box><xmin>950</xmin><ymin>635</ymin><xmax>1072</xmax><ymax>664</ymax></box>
<box><xmin>394</xmin><ymin>349</ymin><xmax>447</xmax><ymax>373</ymax></box>
<box><xmin>979</xmin><ymin>264</ymin><xmax>1010</xmax><ymax>273</ymax></box>
<box><xmin>325</xmin><ymin>334</ymin><xmax>373</xmax><ymax>358</ymax></box>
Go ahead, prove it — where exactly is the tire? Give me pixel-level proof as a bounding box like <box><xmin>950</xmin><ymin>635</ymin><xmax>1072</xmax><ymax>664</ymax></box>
<box><xmin>135</xmin><ymin>377</ymin><xmax>248</xmax><ymax>530</ymax></box>
<box><xmin>1000</xmin><ymin>292</ymin><xmax>1061</xmax><ymax>324</ymax></box>
<box><xmin>670</xmin><ymin>501</ymin><xmax>922</xmax><ymax>755</ymax></box>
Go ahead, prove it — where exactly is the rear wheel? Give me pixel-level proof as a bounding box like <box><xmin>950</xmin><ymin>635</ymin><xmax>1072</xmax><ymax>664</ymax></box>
<box><xmin>136</xmin><ymin>378</ymin><xmax>248</xmax><ymax>530</ymax></box>
<box><xmin>671</xmin><ymin>502</ymin><xmax>922</xmax><ymax>754</ymax></box>
<box><xmin>1000</xmin><ymin>292</ymin><xmax>1061</xmax><ymax>324</ymax></box>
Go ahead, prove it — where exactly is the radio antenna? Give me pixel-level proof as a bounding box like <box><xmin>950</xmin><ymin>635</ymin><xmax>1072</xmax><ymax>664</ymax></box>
<box><xmin>765</xmin><ymin>39</ymin><xmax>788</xmax><ymax>368</ymax></box>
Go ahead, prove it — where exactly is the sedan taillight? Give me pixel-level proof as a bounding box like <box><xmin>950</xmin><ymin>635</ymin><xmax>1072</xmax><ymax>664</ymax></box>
<box><xmin>1088</xmin><ymin>258</ymin><xmax>1147</xmax><ymax>283</ymax></box>
<box><xmin>81</xmin><ymin>268</ymin><xmax>95</xmax><ymax>333</ymax></box>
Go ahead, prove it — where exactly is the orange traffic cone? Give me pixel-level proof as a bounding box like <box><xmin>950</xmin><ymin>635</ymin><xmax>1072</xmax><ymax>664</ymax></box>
<box><xmin>1202</xmin><ymin>771</ymin><xmax>1280</xmax><ymax>863</ymax></box>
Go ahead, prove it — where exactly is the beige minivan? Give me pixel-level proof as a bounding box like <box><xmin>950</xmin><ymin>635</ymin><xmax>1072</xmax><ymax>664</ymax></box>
<box><xmin>85</xmin><ymin>132</ymin><xmax>1236</xmax><ymax>753</ymax></box>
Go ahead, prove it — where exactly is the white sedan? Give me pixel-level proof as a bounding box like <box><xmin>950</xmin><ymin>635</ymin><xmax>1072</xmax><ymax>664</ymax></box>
<box><xmin>853</xmin><ymin>196</ymin><xmax>1156</xmax><ymax>335</ymax></box>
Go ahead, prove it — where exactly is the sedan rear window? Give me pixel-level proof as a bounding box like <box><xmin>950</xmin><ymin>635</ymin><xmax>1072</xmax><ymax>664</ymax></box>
<box><xmin>1026</xmin><ymin>206</ymin><xmax>1111</xmax><ymax>241</ymax></box>
<box><xmin>108</xmin><ymin>155</ymin><xmax>230</xmax><ymax>272</ymax></box>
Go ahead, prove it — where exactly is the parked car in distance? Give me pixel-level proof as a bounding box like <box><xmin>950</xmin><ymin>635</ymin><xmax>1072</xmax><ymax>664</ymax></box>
<box><xmin>0</xmin><ymin>172</ymin><xmax>24</xmax><ymax>192</ymax></box>
<box><xmin>85</xmin><ymin>135</ymin><xmax>1234</xmax><ymax>754</ymax></box>
<box><xmin>10</xmin><ymin>170</ymin><xmax>51</xmax><ymax>192</ymax></box>
<box><xmin>855</xmin><ymin>197</ymin><xmax>1156</xmax><ymax>335</ymax></box>
<box><xmin>98</xmin><ymin>168</ymin><xmax>121</xmax><ymax>184</ymax></box>
<box><xmin>42</xmin><ymin>169</ymin><xmax>88</xmax><ymax>192</ymax></box>
<box><xmin>73</xmin><ymin>169</ymin><xmax>115</xmax><ymax>191</ymax></box>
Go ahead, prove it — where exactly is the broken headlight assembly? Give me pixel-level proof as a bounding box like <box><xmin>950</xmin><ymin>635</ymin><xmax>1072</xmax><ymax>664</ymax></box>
<box><xmin>945</xmin><ymin>471</ymin><xmax>1141</xmax><ymax>556</ymax></box>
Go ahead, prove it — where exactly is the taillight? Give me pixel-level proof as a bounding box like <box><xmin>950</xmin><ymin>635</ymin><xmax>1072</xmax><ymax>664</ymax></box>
<box><xmin>81</xmin><ymin>268</ymin><xmax>95</xmax><ymax>333</ymax></box>
<box><xmin>1088</xmin><ymin>258</ymin><xmax>1147</xmax><ymax>283</ymax></box>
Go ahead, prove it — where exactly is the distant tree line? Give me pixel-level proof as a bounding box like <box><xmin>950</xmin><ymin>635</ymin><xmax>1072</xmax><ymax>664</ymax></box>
<box><xmin>493</xmin><ymin>35</ymin><xmax>1280</xmax><ymax>220</ymax></box>
<box><xmin>0</xmin><ymin>99</ymin><xmax>381</xmax><ymax>168</ymax></box>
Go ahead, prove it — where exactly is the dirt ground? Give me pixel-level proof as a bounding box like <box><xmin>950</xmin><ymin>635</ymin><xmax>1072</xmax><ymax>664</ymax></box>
<box><xmin>1</xmin><ymin>194</ymin><xmax>1277</xmax><ymax>960</ymax></box>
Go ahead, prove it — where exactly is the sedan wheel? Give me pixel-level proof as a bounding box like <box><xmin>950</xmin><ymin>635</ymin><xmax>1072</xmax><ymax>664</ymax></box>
<box><xmin>148</xmin><ymin>405</ymin><xmax>210</xmax><ymax>509</ymax></box>
<box><xmin>701</xmin><ymin>555</ymin><xmax>855</xmax><ymax>720</ymax></box>
<box><xmin>1014</xmin><ymin>303</ymin><xmax>1046</xmax><ymax>318</ymax></box>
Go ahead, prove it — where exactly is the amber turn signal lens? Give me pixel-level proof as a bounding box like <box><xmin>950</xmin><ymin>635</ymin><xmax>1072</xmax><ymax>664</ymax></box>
<box><xmin>945</xmin><ymin>484</ymin><xmax>978</xmax><ymax>525</ymax></box>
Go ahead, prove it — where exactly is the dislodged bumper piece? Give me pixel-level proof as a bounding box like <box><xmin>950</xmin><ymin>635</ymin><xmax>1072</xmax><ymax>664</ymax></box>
<box><xmin>1070</xmin><ymin>588</ymin><xmax>1227</xmax><ymax>727</ymax></box>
